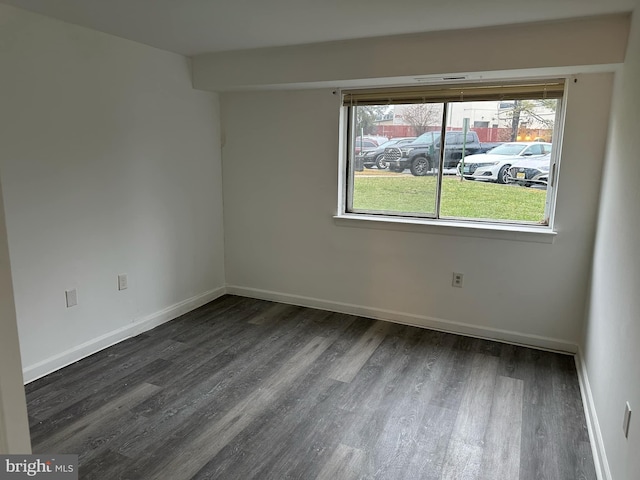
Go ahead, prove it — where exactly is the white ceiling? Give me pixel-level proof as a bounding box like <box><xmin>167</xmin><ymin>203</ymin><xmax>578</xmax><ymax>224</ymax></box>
<box><xmin>1</xmin><ymin>0</ymin><xmax>635</xmax><ymax>56</ymax></box>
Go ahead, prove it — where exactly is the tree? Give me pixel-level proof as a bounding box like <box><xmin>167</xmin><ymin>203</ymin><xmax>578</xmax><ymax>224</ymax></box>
<box><xmin>355</xmin><ymin>106</ymin><xmax>389</xmax><ymax>135</ymax></box>
<box><xmin>399</xmin><ymin>103</ymin><xmax>443</xmax><ymax>135</ymax></box>
<box><xmin>500</xmin><ymin>99</ymin><xmax>557</xmax><ymax>141</ymax></box>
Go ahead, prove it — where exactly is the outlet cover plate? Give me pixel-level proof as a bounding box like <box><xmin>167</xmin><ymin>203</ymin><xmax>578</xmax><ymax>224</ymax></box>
<box><xmin>65</xmin><ymin>289</ymin><xmax>78</xmax><ymax>308</ymax></box>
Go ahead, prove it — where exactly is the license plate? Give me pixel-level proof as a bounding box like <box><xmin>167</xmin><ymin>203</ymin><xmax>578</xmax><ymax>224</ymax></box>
<box><xmin>463</xmin><ymin>166</ymin><xmax>471</xmax><ymax>173</ymax></box>
<box><xmin>517</xmin><ymin>172</ymin><xmax>526</xmax><ymax>179</ymax></box>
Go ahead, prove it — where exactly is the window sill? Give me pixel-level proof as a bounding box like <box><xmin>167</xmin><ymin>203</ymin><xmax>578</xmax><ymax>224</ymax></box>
<box><xmin>333</xmin><ymin>214</ymin><xmax>557</xmax><ymax>244</ymax></box>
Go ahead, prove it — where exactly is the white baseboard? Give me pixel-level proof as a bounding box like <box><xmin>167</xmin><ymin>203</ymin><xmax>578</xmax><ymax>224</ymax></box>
<box><xmin>22</xmin><ymin>287</ymin><xmax>226</xmax><ymax>384</ymax></box>
<box><xmin>226</xmin><ymin>285</ymin><xmax>578</xmax><ymax>354</ymax></box>
<box><xmin>575</xmin><ymin>348</ymin><xmax>612</xmax><ymax>480</ymax></box>
<box><xmin>23</xmin><ymin>283</ymin><xmax>578</xmax><ymax>382</ymax></box>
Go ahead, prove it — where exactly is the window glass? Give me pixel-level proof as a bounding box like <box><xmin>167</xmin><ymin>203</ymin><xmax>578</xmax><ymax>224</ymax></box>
<box><xmin>441</xmin><ymin>100</ymin><xmax>558</xmax><ymax>223</ymax></box>
<box><xmin>350</xmin><ymin>103</ymin><xmax>445</xmax><ymax>217</ymax></box>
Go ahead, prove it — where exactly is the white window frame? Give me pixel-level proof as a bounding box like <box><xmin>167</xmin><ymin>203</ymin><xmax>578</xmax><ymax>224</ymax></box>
<box><xmin>335</xmin><ymin>77</ymin><xmax>568</xmax><ymax>242</ymax></box>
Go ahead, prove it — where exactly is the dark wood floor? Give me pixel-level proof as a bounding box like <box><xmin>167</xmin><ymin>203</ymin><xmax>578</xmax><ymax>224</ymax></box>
<box><xmin>25</xmin><ymin>295</ymin><xmax>596</xmax><ymax>480</ymax></box>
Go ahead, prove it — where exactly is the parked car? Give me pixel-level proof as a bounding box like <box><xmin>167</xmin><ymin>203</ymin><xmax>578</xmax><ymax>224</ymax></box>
<box><xmin>506</xmin><ymin>154</ymin><xmax>552</xmax><ymax>187</ymax></box>
<box><xmin>359</xmin><ymin>137</ymin><xmax>416</xmax><ymax>169</ymax></box>
<box><xmin>383</xmin><ymin>131</ymin><xmax>501</xmax><ymax>176</ymax></box>
<box><xmin>457</xmin><ymin>141</ymin><xmax>552</xmax><ymax>184</ymax></box>
<box><xmin>362</xmin><ymin>135</ymin><xmax>389</xmax><ymax>146</ymax></box>
<box><xmin>354</xmin><ymin>138</ymin><xmax>379</xmax><ymax>155</ymax></box>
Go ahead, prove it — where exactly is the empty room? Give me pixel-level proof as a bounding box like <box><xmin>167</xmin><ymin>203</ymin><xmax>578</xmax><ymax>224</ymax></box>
<box><xmin>0</xmin><ymin>0</ymin><xmax>639</xmax><ymax>479</ymax></box>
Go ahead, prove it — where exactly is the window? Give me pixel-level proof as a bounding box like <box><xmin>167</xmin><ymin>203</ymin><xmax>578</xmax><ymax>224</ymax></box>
<box><xmin>342</xmin><ymin>80</ymin><xmax>565</xmax><ymax>228</ymax></box>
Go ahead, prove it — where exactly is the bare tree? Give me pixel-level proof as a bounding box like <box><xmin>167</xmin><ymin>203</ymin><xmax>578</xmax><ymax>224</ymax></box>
<box><xmin>500</xmin><ymin>99</ymin><xmax>557</xmax><ymax>141</ymax></box>
<box><xmin>399</xmin><ymin>104</ymin><xmax>443</xmax><ymax>135</ymax></box>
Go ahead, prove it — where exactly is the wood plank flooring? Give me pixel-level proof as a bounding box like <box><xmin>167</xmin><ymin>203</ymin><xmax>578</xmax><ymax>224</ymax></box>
<box><xmin>25</xmin><ymin>295</ymin><xmax>597</xmax><ymax>480</ymax></box>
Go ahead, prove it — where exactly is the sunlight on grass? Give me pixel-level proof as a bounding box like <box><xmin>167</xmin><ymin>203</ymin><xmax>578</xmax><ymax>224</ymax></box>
<box><xmin>352</xmin><ymin>176</ymin><xmax>546</xmax><ymax>222</ymax></box>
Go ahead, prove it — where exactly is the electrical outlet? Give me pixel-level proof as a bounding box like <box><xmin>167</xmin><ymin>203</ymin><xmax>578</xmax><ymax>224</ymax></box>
<box><xmin>65</xmin><ymin>289</ymin><xmax>78</xmax><ymax>308</ymax></box>
<box><xmin>118</xmin><ymin>274</ymin><xmax>128</xmax><ymax>291</ymax></box>
<box><xmin>452</xmin><ymin>272</ymin><xmax>464</xmax><ymax>288</ymax></box>
<box><xmin>623</xmin><ymin>402</ymin><xmax>632</xmax><ymax>438</ymax></box>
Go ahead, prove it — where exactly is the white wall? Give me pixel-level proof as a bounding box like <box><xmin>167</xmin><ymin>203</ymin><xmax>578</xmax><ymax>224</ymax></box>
<box><xmin>0</xmin><ymin>4</ymin><xmax>226</xmax><ymax>381</ymax></box>
<box><xmin>194</xmin><ymin>14</ymin><xmax>629</xmax><ymax>91</ymax></box>
<box><xmin>582</xmin><ymin>7</ymin><xmax>640</xmax><ymax>480</ymax></box>
<box><xmin>221</xmin><ymin>71</ymin><xmax>613</xmax><ymax>351</ymax></box>
<box><xmin>0</xmin><ymin>180</ymin><xmax>30</xmax><ymax>453</ymax></box>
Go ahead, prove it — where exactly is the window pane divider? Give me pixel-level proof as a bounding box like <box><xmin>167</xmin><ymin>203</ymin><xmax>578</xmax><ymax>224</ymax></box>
<box><xmin>434</xmin><ymin>103</ymin><xmax>449</xmax><ymax>218</ymax></box>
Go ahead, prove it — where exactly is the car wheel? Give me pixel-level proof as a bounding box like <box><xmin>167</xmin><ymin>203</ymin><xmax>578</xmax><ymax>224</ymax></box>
<box><xmin>364</xmin><ymin>165</ymin><xmax>373</xmax><ymax>169</ymax></box>
<box><xmin>375</xmin><ymin>154</ymin><xmax>388</xmax><ymax>170</ymax></box>
<box><xmin>389</xmin><ymin>165</ymin><xmax>404</xmax><ymax>173</ymax></box>
<box><xmin>410</xmin><ymin>157</ymin><xmax>431</xmax><ymax>176</ymax></box>
<box><xmin>496</xmin><ymin>164</ymin><xmax>511</xmax><ymax>184</ymax></box>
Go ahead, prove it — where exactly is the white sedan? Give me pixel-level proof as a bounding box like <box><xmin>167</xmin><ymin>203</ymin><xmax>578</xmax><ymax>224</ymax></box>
<box><xmin>457</xmin><ymin>142</ymin><xmax>552</xmax><ymax>184</ymax></box>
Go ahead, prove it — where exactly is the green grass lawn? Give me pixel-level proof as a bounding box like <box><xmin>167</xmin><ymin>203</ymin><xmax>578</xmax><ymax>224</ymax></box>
<box><xmin>352</xmin><ymin>175</ymin><xmax>547</xmax><ymax>222</ymax></box>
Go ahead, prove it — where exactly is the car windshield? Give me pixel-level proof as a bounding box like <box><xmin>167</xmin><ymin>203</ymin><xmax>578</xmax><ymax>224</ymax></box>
<box><xmin>486</xmin><ymin>143</ymin><xmax>527</xmax><ymax>155</ymax></box>
<box><xmin>377</xmin><ymin>140</ymin><xmax>399</xmax><ymax>149</ymax></box>
<box><xmin>411</xmin><ymin>132</ymin><xmax>440</xmax><ymax>145</ymax></box>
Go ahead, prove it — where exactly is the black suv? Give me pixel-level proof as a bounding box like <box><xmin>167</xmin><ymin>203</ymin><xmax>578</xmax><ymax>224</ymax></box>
<box><xmin>383</xmin><ymin>131</ymin><xmax>498</xmax><ymax>176</ymax></box>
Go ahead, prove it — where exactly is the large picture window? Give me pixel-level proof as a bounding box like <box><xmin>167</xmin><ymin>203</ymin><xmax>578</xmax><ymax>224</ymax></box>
<box><xmin>343</xmin><ymin>80</ymin><xmax>565</xmax><ymax>227</ymax></box>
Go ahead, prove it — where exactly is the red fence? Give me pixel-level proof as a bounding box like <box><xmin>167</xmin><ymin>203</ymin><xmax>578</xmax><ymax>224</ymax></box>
<box><xmin>374</xmin><ymin>125</ymin><xmax>415</xmax><ymax>138</ymax></box>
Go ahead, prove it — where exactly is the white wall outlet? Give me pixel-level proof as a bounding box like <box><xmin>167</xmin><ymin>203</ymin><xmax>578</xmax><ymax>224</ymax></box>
<box><xmin>65</xmin><ymin>289</ymin><xmax>78</xmax><ymax>308</ymax></box>
<box><xmin>118</xmin><ymin>274</ymin><xmax>128</xmax><ymax>291</ymax></box>
<box><xmin>623</xmin><ymin>402</ymin><xmax>632</xmax><ymax>438</ymax></box>
<box><xmin>452</xmin><ymin>272</ymin><xmax>464</xmax><ymax>288</ymax></box>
